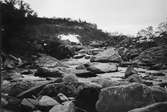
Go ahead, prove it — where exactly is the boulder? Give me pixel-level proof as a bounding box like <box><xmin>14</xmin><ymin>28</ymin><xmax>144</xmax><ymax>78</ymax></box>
<box><xmin>21</xmin><ymin>98</ymin><xmax>38</xmax><ymax>110</ymax></box>
<box><xmin>35</xmin><ymin>54</ymin><xmax>70</xmax><ymax>77</ymax></box>
<box><xmin>96</xmin><ymin>83</ymin><xmax>155</xmax><ymax>112</ymax></box>
<box><xmin>73</xmin><ymin>54</ymin><xmax>85</xmax><ymax>59</ymax></box>
<box><xmin>134</xmin><ymin>46</ymin><xmax>167</xmax><ymax>69</ymax></box>
<box><xmin>90</xmin><ymin>47</ymin><xmax>122</xmax><ymax>63</ymax></box>
<box><xmin>38</xmin><ymin>95</ymin><xmax>59</xmax><ymax>107</ymax></box>
<box><xmin>75</xmin><ymin>69</ymin><xmax>97</xmax><ymax>77</ymax></box>
<box><xmin>49</xmin><ymin>101</ymin><xmax>75</xmax><ymax>112</ymax></box>
<box><xmin>128</xmin><ymin>102</ymin><xmax>167</xmax><ymax>112</ymax></box>
<box><xmin>151</xmin><ymin>86</ymin><xmax>167</xmax><ymax>102</ymax></box>
<box><xmin>2</xmin><ymin>81</ymin><xmax>35</xmax><ymax>97</ymax></box>
<box><xmin>87</xmin><ymin>63</ymin><xmax>118</xmax><ymax>73</ymax></box>
<box><xmin>17</xmin><ymin>79</ymin><xmax>62</xmax><ymax>98</ymax></box>
<box><xmin>125</xmin><ymin>65</ymin><xmax>138</xmax><ymax>78</ymax></box>
<box><xmin>126</xmin><ymin>74</ymin><xmax>143</xmax><ymax>83</ymax></box>
<box><xmin>75</xmin><ymin>86</ymin><xmax>101</xmax><ymax>112</ymax></box>
<box><xmin>39</xmin><ymin>81</ymin><xmax>101</xmax><ymax>97</ymax></box>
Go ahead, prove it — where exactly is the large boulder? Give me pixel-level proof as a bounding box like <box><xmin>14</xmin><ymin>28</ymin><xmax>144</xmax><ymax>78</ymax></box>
<box><xmin>128</xmin><ymin>102</ymin><xmax>167</xmax><ymax>112</ymax></box>
<box><xmin>134</xmin><ymin>46</ymin><xmax>167</xmax><ymax>69</ymax></box>
<box><xmin>90</xmin><ymin>47</ymin><xmax>122</xmax><ymax>63</ymax></box>
<box><xmin>35</xmin><ymin>54</ymin><xmax>71</xmax><ymax>77</ymax></box>
<box><xmin>96</xmin><ymin>83</ymin><xmax>155</xmax><ymax>112</ymax></box>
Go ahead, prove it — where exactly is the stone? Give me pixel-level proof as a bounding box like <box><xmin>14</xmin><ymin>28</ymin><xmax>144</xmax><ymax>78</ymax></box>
<box><xmin>87</xmin><ymin>63</ymin><xmax>118</xmax><ymax>74</ymax></box>
<box><xmin>126</xmin><ymin>74</ymin><xmax>143</xmax><ymax>83</ymax></box>
<box><xmin>128</xmin><ymin>102</ymin><xmax>167</xmax><ymax>112</ymax></box>
<box><xmin>49</xmin><ymin>101</ymin><xmax>75</xmax><ymax>112</ymax></box>
<box><xmin>73</xmin><ymin>54</ymin><xmax>85</xmax><ymax>59</ymax></box>
<box><xmin>38</xmin><ymin>95</ymin><xmax>59</xmax><ymax>107</ymax></box>
<box><xmin>17</xmin><ymin>79</ymin><xmax>62</xmax><ymax>98</ymax></box>
<box><xmin>151</xmin><ymin>86</ymin><xmax>167</xmax><ymax>102</ymax></box>
<box><xmin>125</xmin><ymin>65</ymin><xmax>138</xmax><ymax>78</ymax></box>
<box><xmin>21</xmin><ymin>98</ymin><xmax>38</xmax><ymax>110</ymax></box>
<box><xmin>56</xmin><ymin>93</ymin><xmax>69</xmax><ymax>103</ymax></box>
<box><xmin>75</xmin><ymin>69</ymin><xmax>97</xmax><ymax>77</ymax></box>
<box><xmin>134</xmin><ymin>46</ymin><xmax>167</xmax><ymax>69</ymax></box>
<box><xmin>96</xmin><ymin>83</ymin><xmax>155</xmax><ymax>112</ymax></box>
<box><xmin>2</xmin><ymin>81</ymin><xmax>35</xmax><ymax>97</ymax></box>
<box><xmin>39</xmin><ymin>81</ymin><xmax>101</xmax><ymax>98</ymax></box>
<box><xmin>75</xmin><ymin>86</ymin><xmax>101</xmax><ymax>112</ymax></box>
<box><xmin>90</xmin><ymin>47</ymin><xmax>122</xmax><ymax>63</ymax></box>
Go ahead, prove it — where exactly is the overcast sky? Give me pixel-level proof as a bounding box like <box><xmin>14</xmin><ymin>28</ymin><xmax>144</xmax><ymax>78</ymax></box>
<box><xmin>25</xmin><ymin>0</ymin><xmax>167</xmax><ymax>35</ymax></box>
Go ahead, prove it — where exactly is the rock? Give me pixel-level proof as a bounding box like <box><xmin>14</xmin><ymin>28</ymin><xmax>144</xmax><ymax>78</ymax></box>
<box><xmin>56</xmin><ymin>93</ymin><xmax>69</xmax><ymax>103</ymax></box>
<box><xmin>134</xmin><ymin>46</ymin><xmax>167</xmax><ymax>69</ymax></box>
<box><xmin>21</xmin><ymin>98</ymin><xmax>38</xmax><ymax>110</ymax></box>
<box><xmin>75</xmin><ymin>64</ymin><xmax>86</xmax><ymax>70</ymax></box>
<box><xmin>75</xmin><ymin>69</ymin><xmax>97</xmax><ymax>77</ymax></box>
<box><xmin>35</xmin><ymin>67</ymin><xmax>63</xmax><ymax>77</ymax></box>
<box><xmin>39</xmin><ymin>81</ymin><xmax>101</xmax><ymax>98</ymax></box>
<box><xmin>75</xmin><ymin>86</ymin><xmax>101</xmax><ymax>112</ymax></box>
<box><xmin>96</xmin><ymin>83</ymin><xmax>155</xmax><ymax>112</ymax></box>
<box><xmin>62</xmin><ymin>75</ymin><xmax>78</xmax><ymax>83</ymax></box>
<box><xmin>151</xmin><ymin>86</ymin><xmax>167</xmax><ymax>102</ymax></box>
<box><xmin>84</xmin><ymin>55</ymin><xmax>91</xmax><ymax>59</ymax></box>
<box><xmin>49</xmin><ymin>101</ymin><xmax>75</xmax><ymax>112</ymax></box>
<box><xmin>1</xmin><ymin>95</ymin><xmax>21</xmax><ymax>111</ymax></box>
<box><xmin>17</xmin><ymin>79</ymin><xmax>62</xmax><ymax>98</ymax></box>
<box><xmin>73</xmin><ymin>54</ymin><xmax>85</xmax><ymax>59</ymax></box>
<box><xmin>38</xmin><ymin>95</ymin><xmax>59</xmax><ymax>107</ymax></box>
<box><xmin>126</xmin><ymin>74</ymin><xmax>143</xmax><ymax>83</ymax></box>
<box><xmin>87</xmin><ymin>63</ymin><xmax>118</xmax><ymax>74</ymax></box>
<box><xmin>128</xmin><ymin>102</ymin><xmax>167</xmax><ymax>112</ymax></box>
<box><xmin>91</xmin><ymin>78</ymin><xmax>129</xmax><ymax>88</ymax></box>
<box><xmin>35</xmin><ymin>54</ymin><xmax>70</xmax><ymax>77</ymax></box>
<box><xmin>125</xmin><ymin>65</ymin><xmax>138</xmax><ymax>78</ymax></box>
<box><xmin>90</xmin><ymin>47</ymin><xmax>122</xmax><ymax>63</ymax></box>
<box><xmin>2</xmin><ymin>81</ymin><xmax>35</xmax><ymax>97</ymax></box>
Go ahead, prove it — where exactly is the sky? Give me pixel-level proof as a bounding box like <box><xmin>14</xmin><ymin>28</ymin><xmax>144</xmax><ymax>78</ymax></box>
<box><xmin>25</xmin><ymin>0</ymin><xmax>167</xmax><ymax>35</ymax></box>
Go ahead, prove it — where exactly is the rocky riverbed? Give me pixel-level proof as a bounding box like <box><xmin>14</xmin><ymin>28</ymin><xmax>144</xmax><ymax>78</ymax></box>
<box><xmin>1</xmin><ymin>47</ymin><xmax>167</xmax><ymax>112</ymax></box>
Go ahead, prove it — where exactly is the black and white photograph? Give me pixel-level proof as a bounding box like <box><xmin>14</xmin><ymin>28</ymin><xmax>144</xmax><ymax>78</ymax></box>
<box><xmin>1</xmin><ymin>0</ymin><xmax>167</xmax><ymax>112</ymax></box>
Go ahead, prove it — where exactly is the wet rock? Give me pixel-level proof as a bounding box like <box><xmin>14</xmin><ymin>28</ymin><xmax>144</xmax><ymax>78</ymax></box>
<box><xmin>87</xmin><ymin>63</ymin><xmax>118</xmax><ymax>73</ymax></box>
<box><xmin>128</xmin><ymin>102</ymin><xmax>167</xmax><ymax>112</ymax></box>
<box><xmin>49</xmin><ymin>101</ymin><xmax>75</xmax><ymax>112</ymax></box>
<box><xmin>90</xmin><ymin>47</ymin><xmax>122</xmax><ymax>63</ymax></box>
<box><xmin>96</xmin><ymin>83</ymin><xmax>155</xmax><ymax>112</ymax></box>
<box><xmin>125</xmin><ymin>65</ymin><xmax>138</xmax><ymax>78</ymax></box>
